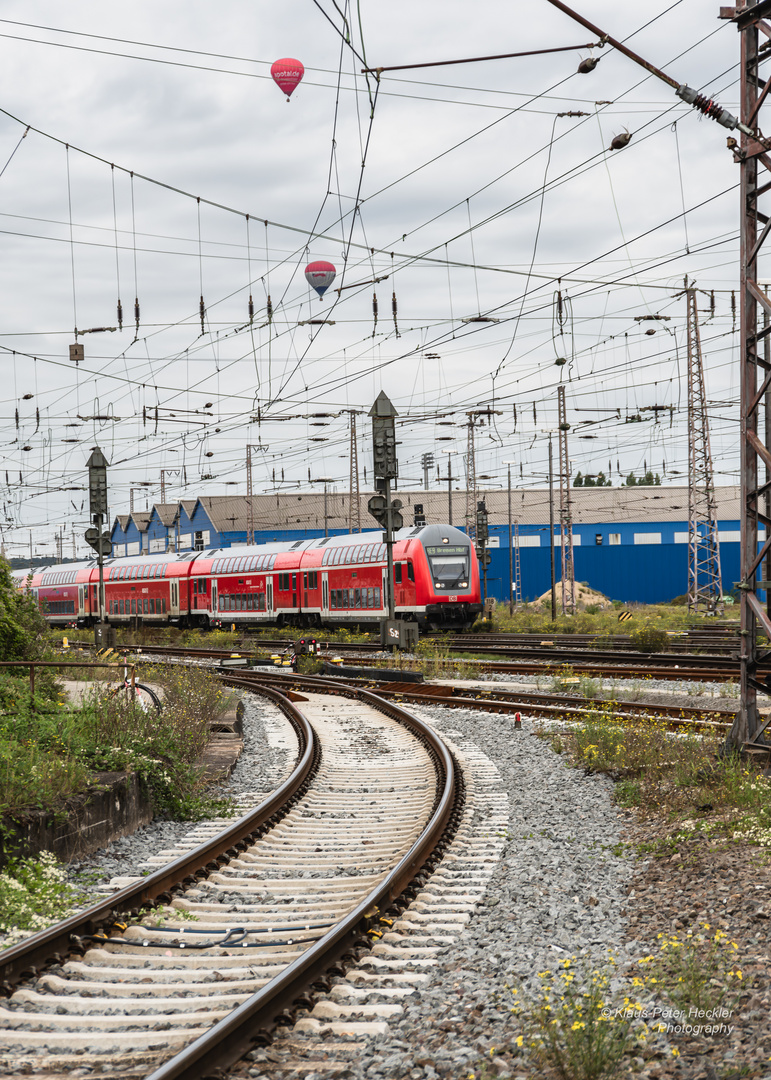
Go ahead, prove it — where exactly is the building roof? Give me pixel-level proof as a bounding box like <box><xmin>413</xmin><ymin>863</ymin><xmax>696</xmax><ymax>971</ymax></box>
<box><xmin>151</xmin><ymin>503</ymin><xmax>179</xmax><ymax>527</ymax></box>
<box><xmin>109</xmin><ymin>485</ymin><xmax>743</xmax><ymax>538</ymax></box>
<box><xmin>129</xmin><ymin>511</ymin><xmax>152</xmax><ymax>532</ymax></box>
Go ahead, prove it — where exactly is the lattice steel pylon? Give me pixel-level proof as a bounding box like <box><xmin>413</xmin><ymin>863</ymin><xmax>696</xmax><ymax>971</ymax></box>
<box><xmin>246</xmin><ymin>444</ymin><xmax>255</xmax><ymax>545</ymax></box>
<box><xmin>347</xmin><ymin>411</ymin><xmax>361</xmax><ymax>534</ymax></box>
<box><xmin>465</xmin><ymin>417</ymin><xmax>477</xmax><ymax>541</ymax></box>
<box><xmin>557</xmin><ymin>385</ymin><xmax>575</xmax><ymax>615</ymax></box>
<box><xmin>685</xmin><ymin>284</ymin><xmax>722</xmax><ymax>613</ymax></box>
<box><xmin>514</xmin><ymin>521</ymin><xmax>522</xmax><ymax>608</ymax></box>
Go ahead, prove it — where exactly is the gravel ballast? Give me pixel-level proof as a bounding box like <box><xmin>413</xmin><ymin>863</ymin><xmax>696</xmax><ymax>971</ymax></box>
<box><xmin>9</xmin><ymin>677</ymin><xmax>769</xmax><ymax>1078</ymax></box>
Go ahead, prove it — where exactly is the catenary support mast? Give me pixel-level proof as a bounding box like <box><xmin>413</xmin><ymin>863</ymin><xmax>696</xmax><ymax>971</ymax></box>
<box><xmin>685</xmin><ymin>283</ymin><xmax>722</xmax><ymax>612</ymax></box>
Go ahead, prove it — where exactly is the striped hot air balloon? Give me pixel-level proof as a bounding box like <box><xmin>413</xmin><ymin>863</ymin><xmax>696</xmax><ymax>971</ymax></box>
<box><xmin>305</xmin><ymin>260</ymin><xmax>336</xmax><ymax>298</ymax></box>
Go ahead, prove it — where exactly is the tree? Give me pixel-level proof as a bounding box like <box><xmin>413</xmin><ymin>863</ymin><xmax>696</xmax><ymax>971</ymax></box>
<box><xmin>596</xmin><ymin>471</ymin><xmax>611</xmax><ymax>487</ymax></box>
<box><xmin>0</xmin><ymin>557</ymin><xmax>45</xmax><ymax>660</ymax></box>
<box><xmin>573</xmin><ymin>472</ymin><xmax>583</xmax><ymax>487</ymax></box>
<box><xmin>625</xmin><ymin>473</ymin><xmax>637</xmax><ymax>486</ymax></box>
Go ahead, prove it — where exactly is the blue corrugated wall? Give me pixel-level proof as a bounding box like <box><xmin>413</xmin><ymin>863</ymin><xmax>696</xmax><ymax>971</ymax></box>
<box><xmin>483</xmin><ymin>543</ymin><xmax>741</xmax><ymax>605</ymax></box>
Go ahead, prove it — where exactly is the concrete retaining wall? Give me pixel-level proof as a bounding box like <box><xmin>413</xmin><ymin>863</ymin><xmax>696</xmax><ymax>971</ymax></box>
<box><xmin>0</xmin><ymin>772</ymin><xmax>153</xmax><ymax>867</ymax></box>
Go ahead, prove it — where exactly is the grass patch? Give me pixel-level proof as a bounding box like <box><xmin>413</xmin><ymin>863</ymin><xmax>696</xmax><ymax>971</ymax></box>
<box><xmin>0</xmin><ymin>664</ymin><xmax>235</xmax><ymax>822</ymax></box>
<box><xmin>544</xmin><ymin>705</ymin><xmax>771</xmax><ymax>850</ymax></box>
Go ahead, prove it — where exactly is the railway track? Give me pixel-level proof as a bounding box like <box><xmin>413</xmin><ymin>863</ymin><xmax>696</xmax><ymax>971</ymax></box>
<box><xmin>217</xmin><ymin>669</ymin><xmax>734</xmax><ymax>734</ymax></box>
<box><xmin>64</xmin><ymin>637</ymin><xmax>752</xmax><ymax>683</ymax></box>
<box><xmin>0</xmin><ymin>679</ymin><xmax>463</xmax><ymax>1079</ymax></box>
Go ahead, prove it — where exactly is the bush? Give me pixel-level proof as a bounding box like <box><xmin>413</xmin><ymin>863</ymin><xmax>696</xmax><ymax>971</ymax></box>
<box><xmin>630</xmin><ymin>626</ymin><xmax>668</xmax><ymax>653</ymax></box>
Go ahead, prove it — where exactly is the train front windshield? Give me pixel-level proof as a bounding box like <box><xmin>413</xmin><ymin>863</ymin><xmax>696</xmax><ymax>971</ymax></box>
<box><xmin>426</xmin><ymin>545</ymin><xmax>470</xmax><ymax>590</ymax></box>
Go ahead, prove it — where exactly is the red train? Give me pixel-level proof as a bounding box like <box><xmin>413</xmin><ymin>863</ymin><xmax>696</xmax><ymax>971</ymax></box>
<box><xmin>14</xmin><ymin>524</ymin><xmax>482</xmax><ymax>632</ymax></box>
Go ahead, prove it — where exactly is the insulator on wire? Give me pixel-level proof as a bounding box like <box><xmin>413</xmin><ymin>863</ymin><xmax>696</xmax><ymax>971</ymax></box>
<box><xmin>134</xmin><ymin>298</ymin><xmax>140</xmax><ymax>332</ymax></box>
<box><xmin>731</xmin><ymin>291</ymin><xmax>736</xmax><ymax>331</ymax></box>
<box><xmin>143</xmin><ymin>406</ymin><xmax>146</xmax><ymax>427</ymax></box>
<box><xmin>577</xmin><ymin>56</ymin><xmax>598</xmax><ymax>74</ymax></box>
<box><xmin>710</xmin><ymin>291</ymin><xmax>715</xmax><ymax>318</ymax></box>
<box><xmin>513</xmin><ymin>403</ymin><xmax>517</xmax><ymax>432</ymax></box>
<box><xmin>14</xmin><ymin>409</ymin><xmax>18</xmax><ymax>430</ymax></box>
<box><xmin>35</xmin><ymin>408</ymin><xmax>39</xmax><ymax>433</ymax></box>
<box><xmin>676</xmin><ymin>85</ymin><xmax>740</xmax><ymax>131</ymax></box>
<box><xmin>267</xmin><ymin>295</ymin><xmax>273</xmax><ymax>323</ymax></box>
<box><xmin>372</xmin><ymin>292</ymin><xmax>378</xmax><ymax>338</ymax></box>
<box><xmin>117</xmin><ymin>299</ymin><xmax>123</xmax><ymax>331</ymax></box>
<box><xmin>392</xmin><ymin>292</ymin><xmax>400</xmax><ymax>337</ymax></box>
<box><xmin>533</xmin><ymin>402</ymin><xmax>537</xmax><ymax>425</ymax></box>
<box><xmin>248</xmin><ymin>295</ymin><xmax>254</xmax><ymax>322</ymax></box>
<box><xmin>199</xmin><ymin>295</ymin><xmax>206</xmax><ymax>334</ymax></box>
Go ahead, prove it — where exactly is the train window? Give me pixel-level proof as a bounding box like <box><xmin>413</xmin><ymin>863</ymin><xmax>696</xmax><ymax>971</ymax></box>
<box><xmin>354</xmin><ymin>588</ymin><xmax>361</xmax><ymax>608</ymax></box>
<box><xmin>278</xmin><ymin>573</ymin><xmax>290</xmax><ymax>590</ymax></box>
<box><xmin>143</xmin><ymin>599</ymin><xmax>149</xmax><ymax>614</ymax></box>
<box><xmin>162</xmin><ymin>598</ymin><xmax>167</xmax><ymax>613</ymax></box>
<box><xmin>394</xmin><ymin>564</ymin><xmax>402</xmax><ymax>584</ymax></box>
<box><xmin>131</xmin><ymin>599</ymin><xmax>137</xmax><ymax>614</ymax></box>
<box><xmin>407</xmin><ymin>561</ymin><xmax>415</xmax><ymax>583</ymax></box>
<box><xmin>308</xmin><ymin>571</ymin><xmax>318</xmax><ymax>589</ymax></box>
<box><xmin>119</xmin><ymin>599</ymin><xmax>124</xmax><ymax>614</ymax></box>
<box><xmin>257</xmin><ymin>593</ymin><xmax>266</xmax><ymax>610</ymax></box>
<box><xmin>367</xmin><ymin>587</ymin><xmax>374</xmax><ymax>608</ymax></box>
<box><xmin>342</xmin><ymin>588</ymin><xmax>349</xmax><ymax>607</ymax></box>
<box><xmin>374</xmin><ymin>586</ymin><xmax>381</xmax><ymax>607</ymax></box>
<box><xmin>149</xmin><ymin>598</ymin><xmax>155</xmax><ymax>613</ymax></box>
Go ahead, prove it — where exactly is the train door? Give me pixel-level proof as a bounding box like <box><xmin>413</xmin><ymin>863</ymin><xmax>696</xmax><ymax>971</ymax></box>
<box><xmin>78</xmin><ymin>586</ymin><xmax>85</xmax><ymax>620</ymax></box>
<box><xmin>266</xmin><ymin>577</ymin><xmax>273</xmax><ymax>616</ymax></box>
<box><xmin>321</xmin><ymin>573</ymin><xmax>329</xmax><ymax>618</ymax></box>
<box><xmin>211</xmin><ymin>579</ymin><xmax>218</xmax><ymax>616</ymax></box>
<box><xmin>169</xmin><ymin>579</ymin><xmax>180</xmax><ymax>619</ymax></box>
<box><xmin>292</xmin><ymin>573</ymin><xmax>298</xmax><ymax>612</ymax></box>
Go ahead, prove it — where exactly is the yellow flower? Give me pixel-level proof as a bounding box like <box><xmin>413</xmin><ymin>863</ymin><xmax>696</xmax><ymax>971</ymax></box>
<box><xmin>672</xmin><ymin>1048</ymin><xmax>680</xmax><ymax>1058</ymax></box>
<box><xmin>515</xmin><ymin>1035</ymin><xmax>524</xmax><ymax>1048</ymax></box>
<box><xmin>571</xmin><ymin>1021</ymin><xmax>586</xmax><ymax>1031</ymax></box>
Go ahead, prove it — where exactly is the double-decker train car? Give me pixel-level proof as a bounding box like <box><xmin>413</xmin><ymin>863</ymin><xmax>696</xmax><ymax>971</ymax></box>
<box><xmin>14</xmin><ymin>523</ymin><xmax>482</xmax><ymax>632</ymax></box>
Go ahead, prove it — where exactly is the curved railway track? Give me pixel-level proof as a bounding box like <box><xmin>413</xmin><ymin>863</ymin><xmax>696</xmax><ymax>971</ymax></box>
<box><xmin>0</xmin><ymin>679</ymin><xmax>461</xmax><ymax>1080</ymax></box>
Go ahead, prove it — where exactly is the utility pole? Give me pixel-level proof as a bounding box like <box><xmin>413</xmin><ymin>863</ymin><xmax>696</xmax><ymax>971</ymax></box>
<box><xmin>557</xmin><ymin>385</ymin><xmax>575</xmax><ymax>615</ymax></box>
<box><xmin>421</xmin><ymin>452</ymin><xmax>435</xmax><ymax>490</ymax></box>
<box><xmin>684</xmin><ymin>281</ymin><xmax>722</xmax><ymax>612</ymax></box>
<box><xmin>346</xmin><ymin>411</ymin><xmax>362</xmax><ymax>534</ymax></box>
<box><xmin>437</xmin><ymin>452</ymin><xmax>454</xmax><ymax>525</ymax></box>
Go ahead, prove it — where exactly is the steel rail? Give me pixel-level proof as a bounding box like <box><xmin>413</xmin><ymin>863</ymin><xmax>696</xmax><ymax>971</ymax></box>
<box><xmin>216</xmin><ymin>669</ymin><xmax>732</xmax><ymax>733</ymax></box>
<box><xmin>145</xmin><ymin>686</ymin><xmax>458</xmax><ymax>1080</ymax></box>
<box><xmin>0</xmin><ymin>682</ymin><xmax>315</xmax><ymax>994</ymax></box>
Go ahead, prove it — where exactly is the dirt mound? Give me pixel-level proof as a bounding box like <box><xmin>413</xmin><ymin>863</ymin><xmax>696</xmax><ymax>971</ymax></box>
<box><xmin>532</xmin><ymin>581</ymin><xmax>610</xmax><ymax>610</ymax></box>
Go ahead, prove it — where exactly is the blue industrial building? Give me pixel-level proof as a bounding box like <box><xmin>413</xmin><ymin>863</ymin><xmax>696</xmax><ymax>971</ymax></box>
<box><xmin>108</xmin><ymin>486</ymin><xmax>745</xmax><ymax>605</ymax></box>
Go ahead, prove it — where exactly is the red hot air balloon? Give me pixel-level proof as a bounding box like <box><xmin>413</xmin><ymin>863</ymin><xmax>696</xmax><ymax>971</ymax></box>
<box><xmin>305</xmin><ymin>260</ymin><xmax>336</xmax><ymax>298</ymax></box>
<box><xmin>271</xmin><ymin>58</ymin><xmax>304</xmax><ymax>101</ymax></box>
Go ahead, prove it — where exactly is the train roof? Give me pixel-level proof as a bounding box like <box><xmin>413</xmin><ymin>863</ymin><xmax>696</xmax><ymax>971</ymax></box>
<box><xmin>10</xmin><ymin>524</ymin><xmax>472</xmax><ymax>583</ymax></box>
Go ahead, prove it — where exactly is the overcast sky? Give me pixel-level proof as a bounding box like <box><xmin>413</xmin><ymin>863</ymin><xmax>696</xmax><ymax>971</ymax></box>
<box><xmin>0</xmin><ymin>0</ymin><xmax>754</xmax><ymax>557</ymax></box>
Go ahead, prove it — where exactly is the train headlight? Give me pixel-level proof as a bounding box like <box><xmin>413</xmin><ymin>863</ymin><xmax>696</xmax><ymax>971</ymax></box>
<box><xmin>435</xmin><ymin>582</ymin><xmax>444</xmax><ymax>588</ymax></box>
<box><xmin>460</xmin><ymin>581</ymin><xmax>468</xmax><ymax>588</ymax></box>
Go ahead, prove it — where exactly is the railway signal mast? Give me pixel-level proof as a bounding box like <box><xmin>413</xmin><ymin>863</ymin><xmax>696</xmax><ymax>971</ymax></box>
<box><xmin>369</xmin><ymin>392</ymin><xmax>415</xmax><ymax>649</ymax></box>
<box><xmin>85</xmin><ymin>447</ymin><xmax>113</xmax><ymax>647</ymax></box>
